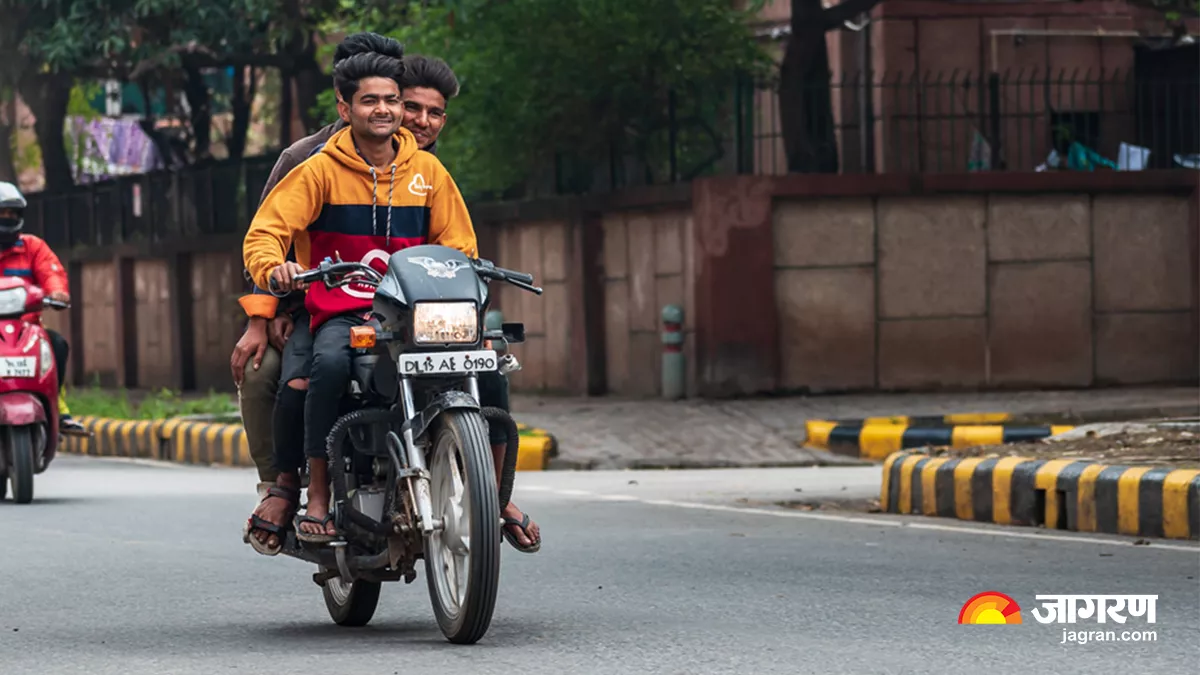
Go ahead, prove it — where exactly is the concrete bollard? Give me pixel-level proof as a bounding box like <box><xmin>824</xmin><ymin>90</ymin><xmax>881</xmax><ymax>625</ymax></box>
<box><xmin>661</xmin><ymin>304</ymin><xmax>685</xmax><ymax>399</ymax></box>
<box><xmin>484</xmin><ymin>310</ymin><xmax>506</xmax><ymax>353</ymax></box>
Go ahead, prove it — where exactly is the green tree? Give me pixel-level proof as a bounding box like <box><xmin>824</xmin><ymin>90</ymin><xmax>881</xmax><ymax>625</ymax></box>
<box><xmin>6</xmin><ymin>0</ymin><xmax>349</xmax><ymax>188</ymax></box>
<box><xmin>361</xmin><ymin>0</ymin><xmax>770</xmax><ymax>197</ymax></box>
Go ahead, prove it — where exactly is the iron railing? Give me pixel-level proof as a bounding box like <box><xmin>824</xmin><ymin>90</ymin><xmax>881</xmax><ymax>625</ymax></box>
<box><xmin>20</xmin><ymin>67</ymin><xmax>1199</xmax><ymax>248</ymax></box>
<box><xmin>744</xmin><ymin>67</ymin><xmax>1199</xmax><ymax>175</ymax></box>
<box><xmin>23</xmin><ymin>155</ymin><xmax>278</xmax><ymax>251</ymax></box>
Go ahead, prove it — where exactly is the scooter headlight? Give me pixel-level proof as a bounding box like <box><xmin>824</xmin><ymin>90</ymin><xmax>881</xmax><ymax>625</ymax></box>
<box><xmin>39</xmin><ymin>336</ymin><xmax>53</xmax><ymax>378</ymax></box>
<box><xmin>0</xmin><ymin>286</ymin><xmax>28</xmax><ymax>315</ymax></box>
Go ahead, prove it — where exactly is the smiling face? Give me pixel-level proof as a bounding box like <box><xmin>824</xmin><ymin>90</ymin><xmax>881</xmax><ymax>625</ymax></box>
<box><xmin>338</xmin><ymin>76</ymin><xmax>404</xmax><ymax>142</ymax></box>
<box><xmin>400</xmin><ymin>86</ymin><xmax>448</xmax><ymax>149</ymax></box>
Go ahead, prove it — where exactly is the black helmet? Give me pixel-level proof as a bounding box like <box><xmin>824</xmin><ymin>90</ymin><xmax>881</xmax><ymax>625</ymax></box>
<box><xmin>0</xmin><ymin>181</ymin><xmax>26</xmax><ymax>248</ymax></box>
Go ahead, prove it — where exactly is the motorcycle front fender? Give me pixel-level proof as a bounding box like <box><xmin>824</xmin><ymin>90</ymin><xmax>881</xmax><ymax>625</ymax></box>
<box><xmin>401</xmin><ymin>389</ymin><xmax>481</xmax><ymax>442</ymax></box>
<box><xmin>0</xmin><ymin>392</ymin><xmax>48</xmax><ymax>426</ymax></box>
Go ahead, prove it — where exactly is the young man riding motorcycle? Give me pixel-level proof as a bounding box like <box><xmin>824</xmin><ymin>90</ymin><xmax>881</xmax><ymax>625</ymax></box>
<box><xmin>233</xmin><ymin>32</ymin><xmax>408</xmax><ymax>502</ymax></box>
<box><xmin>240</xmin><ymin>45</ymin><xmax>540</xmax><ymax>555</ymax></box>
<box><xmin>243</xmin><ymin>51</ymin><xmax>540</xmax><ymax>552</ymax></box>
<box><xmin>0</xmin><ymin>181</ymin><xmax>85</xmax><ymax>434</ymax></box>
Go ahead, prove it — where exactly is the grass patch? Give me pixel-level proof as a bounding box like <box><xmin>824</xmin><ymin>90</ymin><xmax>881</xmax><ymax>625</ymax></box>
<box><xmin>66</xmin><ymin>382</ymin><xmax>237</xmax><ymax>421</ymax></box>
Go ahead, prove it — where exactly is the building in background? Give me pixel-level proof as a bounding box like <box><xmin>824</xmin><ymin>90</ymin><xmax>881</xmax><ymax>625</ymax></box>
<box><xmin>747</xmin><ymin>0</ymin><xmax>1199</xmax><ymax>174</ymax></box>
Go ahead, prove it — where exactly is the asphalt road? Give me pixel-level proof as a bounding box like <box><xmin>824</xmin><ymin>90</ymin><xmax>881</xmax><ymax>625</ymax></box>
<box><xmin>1</xmin><ymin>455</ymin><xmax>1197</xmax><ymax>674</ymax></box>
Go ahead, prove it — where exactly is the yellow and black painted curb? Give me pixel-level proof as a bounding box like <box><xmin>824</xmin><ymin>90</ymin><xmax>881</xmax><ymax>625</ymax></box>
<box><xmin>806</xmin><ymin>418</ymin><xmax>1074</xmax><ymax>461</ymax></box>
<box><xmin>516</xmin><ymin>423</ymin><xmax>558</xmax><ymax>472</ymax></box>
<box><xmin>62</xmin><ymin>416</ymin><xmax>558</xmax><ymax>472</ymax></box>
<box><xmin>880</xmin><ymin>451</ymin><xmax>1200</xmax><ymax>541</ymax></box>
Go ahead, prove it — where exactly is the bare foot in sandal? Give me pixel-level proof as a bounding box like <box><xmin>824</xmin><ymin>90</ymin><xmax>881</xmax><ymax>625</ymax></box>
<box><xmin>502</xmin><ymin>502</ymin><xmax>541</xmax><ymax>553</ymax></box>
<box><xmin>296</xmin><ymin>459</ymin><xmax>339</xmax><ymax>543</ymax></box>
<box><xmin>246</xmin><ymin>473</ymin><xmax>300</xmax><ymax>553</ymax></box>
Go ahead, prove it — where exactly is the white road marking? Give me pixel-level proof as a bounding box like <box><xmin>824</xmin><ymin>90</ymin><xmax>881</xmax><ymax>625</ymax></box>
<box><xmin>525</xmin><ymin>487</ymin><xmax>1200</xmax><ymax>554</ymax></box>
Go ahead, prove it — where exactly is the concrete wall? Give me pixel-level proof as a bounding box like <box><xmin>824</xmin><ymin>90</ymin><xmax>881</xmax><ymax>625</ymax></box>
<box><xmin>773</xmin><ymin>190</ymin><xmax>1196</xmax><ymax>392</ymax></box>
<box><xmin>52</xmin><ymin>172</ymin><xmax>1197</xmax><ymax>398</ymax></box>
<box><xmin>600</xmin><ymin>208</ymin><xmax>696</xmax><ymax>397</ymax></box>
<box><xmin>491</xmin><ymin>219</ymin><xmax>574</xmax><ymax>392</ymax></box>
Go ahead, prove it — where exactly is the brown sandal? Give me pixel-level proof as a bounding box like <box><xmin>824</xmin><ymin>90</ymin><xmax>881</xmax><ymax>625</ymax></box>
<box><xmin>243</xmin><ymin>485</ymin><xmax>300</xmax><ymax>556</ymax></box>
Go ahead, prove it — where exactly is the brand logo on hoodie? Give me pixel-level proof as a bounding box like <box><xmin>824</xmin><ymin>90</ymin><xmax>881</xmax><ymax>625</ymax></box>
<box><xmin>408</xmin><ymin>173</ymin><xmax>433</xmax><ymax>197</ymax></box>
<box><xmin>340</xmin><ymin>249</ymin><xmax>392</xmax><ymax>300</ymax></box>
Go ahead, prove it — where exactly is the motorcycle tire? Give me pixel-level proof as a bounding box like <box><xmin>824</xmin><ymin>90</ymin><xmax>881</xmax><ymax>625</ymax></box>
<box><xmin>321</xmin><ymin>566</ymin><xmax>382</xmax><ymax>627</ymax></box>
<box><xmin>423</xmin><ymin>409</ymin><xmax>501</xmax><ymax>645</ymax></box>
<box><xmin>9</xmin><ymin>425</ymin><xmax>35</xmax><ymax>504</ymax></box>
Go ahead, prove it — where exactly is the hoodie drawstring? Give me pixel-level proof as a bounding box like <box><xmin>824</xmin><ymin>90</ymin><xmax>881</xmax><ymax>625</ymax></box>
<box><xmin>368</xmin><ymin>165</ymin><xmax>399</xmax><ymax>248</ymax></box>
<box><xmin>385</xmin><ymin>165</ymin><xmax>397</xmax><ymax>247</ymax></box>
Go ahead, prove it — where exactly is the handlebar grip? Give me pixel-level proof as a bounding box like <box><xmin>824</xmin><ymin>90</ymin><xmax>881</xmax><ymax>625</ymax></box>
<box><xmin>269</xmin><ymin>269</ymin><xmax>321</xmax><ymax>292</ymax></box>
<box><xmin>495</xmin><ymin>267</ymin><xmax>534</xmax><ymax>285</ymax></box>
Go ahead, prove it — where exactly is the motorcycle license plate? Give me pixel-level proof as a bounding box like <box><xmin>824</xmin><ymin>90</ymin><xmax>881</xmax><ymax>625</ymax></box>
<box><xmin>0</xmin><ymin>357</ymin><xmax>36</xmax><ymax>378</ymax></box>
<box><xmin>399</xmin><ymin>350</ymin><xmax>498</xmax><ymax>376</ymax></box>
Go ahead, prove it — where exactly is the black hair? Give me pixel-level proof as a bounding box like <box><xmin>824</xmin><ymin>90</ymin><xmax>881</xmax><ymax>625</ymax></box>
<box><xmin>333</xmin><ymin>32</ymin><xmax>405</xmax><ymax>65</ymax></box>
<box><xmin>398</xmin><ymin>54</ymin><xmax>460</xmax><ymax>100</ymax></box>
<box><xmin>333</xmin><ymin>52</ymin><xmax>405</xmax><ymax>103</ymax></box>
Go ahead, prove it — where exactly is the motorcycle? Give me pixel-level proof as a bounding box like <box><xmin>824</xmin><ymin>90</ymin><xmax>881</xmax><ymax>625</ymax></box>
<box><xmin>0</xmin><ymin>277</ymin><xmax>71</xmax><ymax>504</ymax></box>
<box><xmin>267</xmin><ymin>244</ymin><xmax>541</xmax><ymax>644</ymax></box>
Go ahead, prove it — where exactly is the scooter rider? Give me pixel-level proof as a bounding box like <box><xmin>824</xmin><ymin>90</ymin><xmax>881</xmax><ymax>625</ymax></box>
<box><xmin>0</xmin><ymin>181</ymin><xmax>85</xmax><ymax>433</ymax></box>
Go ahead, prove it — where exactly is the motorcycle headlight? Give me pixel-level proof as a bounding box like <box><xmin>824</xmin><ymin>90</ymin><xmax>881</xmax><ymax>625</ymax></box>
<box><xmin>39</xmin><ymin>336</ymin><xmax>53</xmax><ymax>378</ymax></box>
<box><xmin>412</xmin><ymin>302</ymin><xmax>478</xmax><ymax>345</ymax></box>
<box><xmin>0</xmin><ymin>286</ymin><xmax>27</xmax><ymax>315</ymax></box>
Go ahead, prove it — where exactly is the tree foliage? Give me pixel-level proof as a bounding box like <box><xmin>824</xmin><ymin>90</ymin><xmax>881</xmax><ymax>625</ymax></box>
<box><xmin>354</xmin><ymin>0</ymin><xmax>771</xmax><ymax>196</ymax></box>
<box><xmin>3</xmin><ymin>0</ymin><xmax>352</xmax><ymax>187</ymax></box>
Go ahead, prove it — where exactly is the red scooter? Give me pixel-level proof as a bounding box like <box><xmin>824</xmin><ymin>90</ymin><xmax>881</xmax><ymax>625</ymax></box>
<box><xmin>0</xmin><ymin>276</ymin><xmax>70</xmax><ymax>503</ymax></box>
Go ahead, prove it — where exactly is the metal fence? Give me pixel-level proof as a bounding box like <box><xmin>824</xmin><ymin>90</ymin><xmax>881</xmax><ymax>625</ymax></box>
<box><xmin>20</xmin><ymin>66</ymin><xmax>1200</xmax><ymax>248</ymax></box>
<box><xmin>23</xmin><ymin>155</ymin><xmax>278</xmax><ymax>251</ymax></box>
<box><xmin>747</xmin><ymin>67</ymin><xmax>1199</xmax><ymax>175</ymax></box>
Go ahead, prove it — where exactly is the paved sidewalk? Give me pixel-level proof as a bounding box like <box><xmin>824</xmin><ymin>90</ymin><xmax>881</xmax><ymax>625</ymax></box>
<box><xmin>510</xmin><ymin>386</ymin><xmax>1199</xmax><ymax>470</ymax></box>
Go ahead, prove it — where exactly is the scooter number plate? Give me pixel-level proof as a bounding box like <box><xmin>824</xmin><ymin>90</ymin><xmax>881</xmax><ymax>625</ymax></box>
<box><xmin>399</xmin><ymin>350</ymin><xmax>498</xmax><ymax>376</ymax></box>
<box><xmin>0</xmin><ymin>357</ymin><xmax>36</xmax><ymax>378</ymax></box>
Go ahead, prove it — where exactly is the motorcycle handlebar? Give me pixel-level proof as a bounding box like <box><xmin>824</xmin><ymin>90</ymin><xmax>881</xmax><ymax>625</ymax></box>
<box><xmin>43</xmin><ymin>298</ymin><xmax>70</xmax><ymax>311</ymax></box>
<box><xmin>264</xmin><ymin>257</ymin><xmax>542</xmax><ymax>295</ymax></box>
<box><xmin>268</xmin><ymin>261</ymin><xmax>383</xmax><ymax>292</ymax></box>
<box><xmin>498</xmin><ymin>268</ymin><xmax>535</xmax><ymax>285</ymax></box>
<box><xmin>471</xmin><ymin>259</ymin><xmax>541</xmax><ymax>294</ymax></box>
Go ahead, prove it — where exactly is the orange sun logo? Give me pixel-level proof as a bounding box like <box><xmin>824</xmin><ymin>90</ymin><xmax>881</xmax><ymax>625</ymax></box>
<box><xmin>959</xmin><ymin>591</ymin><xmax>1023</xmax><ymax>625</ymax></box>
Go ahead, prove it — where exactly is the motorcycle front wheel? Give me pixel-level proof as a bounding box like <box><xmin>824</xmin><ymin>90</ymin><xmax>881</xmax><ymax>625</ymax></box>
<box><xmin>423</xmin><ymin>409</ymin><xmax>501</xmax><ymax>644</ymax></box>
<box><xmin>8</xmin><ymin>425</ymin><xmax>35</xmax><ymax>504</ymax></box>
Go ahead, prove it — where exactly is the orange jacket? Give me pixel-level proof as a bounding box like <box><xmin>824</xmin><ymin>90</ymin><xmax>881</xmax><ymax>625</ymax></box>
<box><xmin>0</xmin><ymin>234</ymin><xmax>69</xmax><ymax>321</ymax></box>
<box><xmin>0</xmin><ymin>234</ymin><xmax>68</xmax><ymax>291</ymax></box>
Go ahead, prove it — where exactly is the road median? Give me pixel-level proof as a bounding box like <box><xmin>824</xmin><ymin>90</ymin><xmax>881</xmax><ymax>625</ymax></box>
<box><xmin>806</xmin><ymin>418</ymin><xmax>1074</xmax><ymax>461</ymax></box>
<box><xmin>804</xmin><ymin>402</ymin><xmax>1200</xmax><ymax>461</ymax></box>
<box><xmin>62</xmin><ymin>416</ymin><xmax>557</xmax><ymax>471</ymax></box>
<box><xmin>879</xmin><ymin>422</ymin><xmax>1200</xmax><ymax>541</ymax></box>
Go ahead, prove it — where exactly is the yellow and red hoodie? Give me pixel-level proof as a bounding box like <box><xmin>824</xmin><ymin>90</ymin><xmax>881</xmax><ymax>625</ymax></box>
<box><xmin>243</xmin><ymin>126</ymin><xmax>478</xmax><ymax>330</ymax></box>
